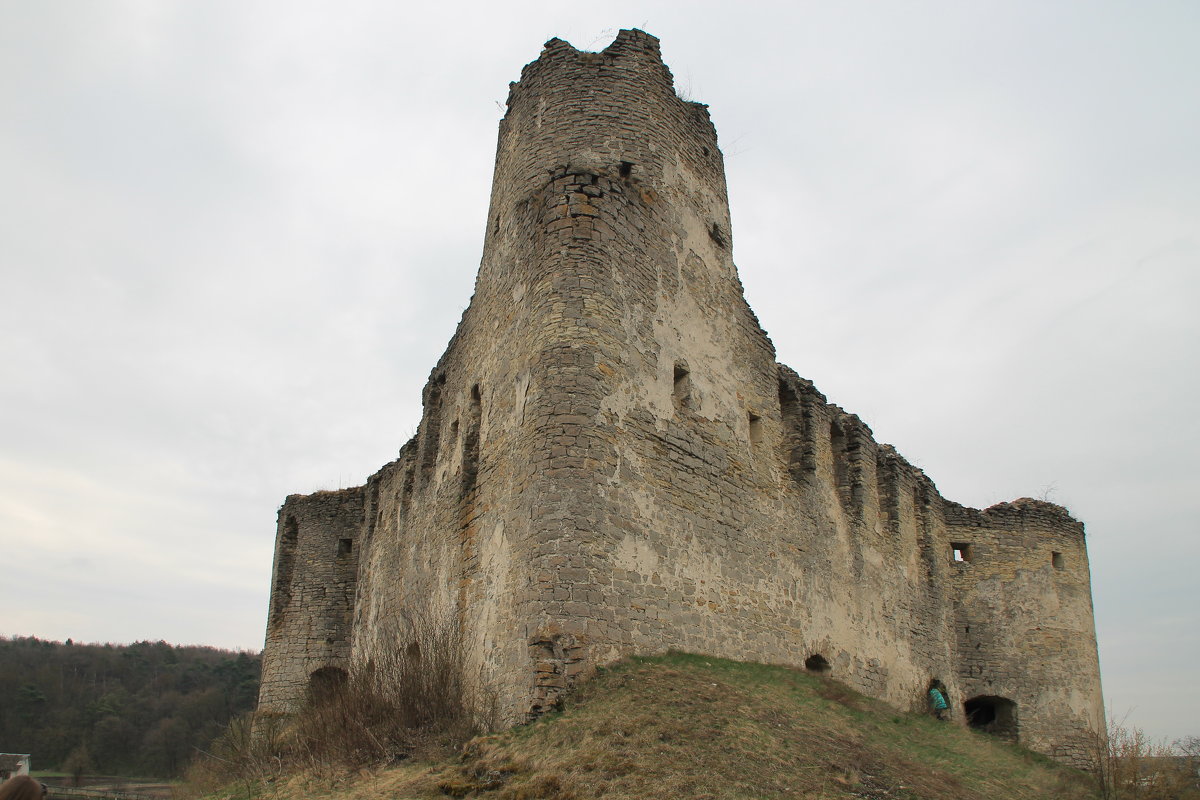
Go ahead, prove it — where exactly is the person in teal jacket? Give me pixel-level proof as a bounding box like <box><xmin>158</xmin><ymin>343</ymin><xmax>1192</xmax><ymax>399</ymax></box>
<box><xmin>928</xmin><ymin>681</ymin><xmax>949</xmax><ymax>720</ymax></box>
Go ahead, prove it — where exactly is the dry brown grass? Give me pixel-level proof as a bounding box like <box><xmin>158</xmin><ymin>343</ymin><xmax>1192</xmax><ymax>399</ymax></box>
<box><xmin>209</xmin><ymin>652</ymin><xmax>1102</xmax><ymax>800</ymax></box>
<box><xmin>182</xmin><ymin>614</ymin><xmax>490</xmax><ymax>799</ymax></box>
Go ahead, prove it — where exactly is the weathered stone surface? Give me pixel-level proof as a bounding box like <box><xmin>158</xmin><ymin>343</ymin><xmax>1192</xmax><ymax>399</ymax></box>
<box><xmin>257</xmin><ymin>29</ymin><xmax>1104</xmax><ymax>767</ymax></box>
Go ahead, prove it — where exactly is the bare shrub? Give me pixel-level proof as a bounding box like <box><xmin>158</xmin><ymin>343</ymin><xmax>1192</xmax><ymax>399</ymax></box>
<box><xmin>180</xmin><ymin>712</ymin><xmax>286</xmax><ymax>798</ymax></box>
<box><xmin>288</xmin><ymin>611</ymin><xmax>490</xmax><ymax>769</ymax></box>
<box><xmin>183</xmin><ymin>611</ymin><xmax>492</xmax><ymax>794</ymax></box>
<box><xmin>1091</xmin><ymin>711</ymin><xmax>1200</xmax><ymax>799</ymax></box>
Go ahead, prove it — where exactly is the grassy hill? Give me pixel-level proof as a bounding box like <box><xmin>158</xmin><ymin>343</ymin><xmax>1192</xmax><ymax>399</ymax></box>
<box><xmin>232</xmin><ymin>653</ymin><xmax>1097</xmax><ymax>800</ymax></box>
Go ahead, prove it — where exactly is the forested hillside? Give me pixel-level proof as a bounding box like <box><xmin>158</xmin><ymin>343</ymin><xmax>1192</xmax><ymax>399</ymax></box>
<box><xmin>0</xmin><ymin>636</ymin><xmax>260</xmax><ymax>778</ymax></box>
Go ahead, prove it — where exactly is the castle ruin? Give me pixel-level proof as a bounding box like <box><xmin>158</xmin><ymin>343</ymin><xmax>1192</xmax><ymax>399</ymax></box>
<box><xmin>257</xmin><ymin>30</ymin><xmax>1104</xmax><ymax>766</ymax></box>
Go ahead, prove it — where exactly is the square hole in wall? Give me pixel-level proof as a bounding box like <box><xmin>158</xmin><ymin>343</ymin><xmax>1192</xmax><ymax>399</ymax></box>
<box><xmin>1052</xmin><ymin>551</ymin><xmax>1064</xmax><ymax>570</ymax></box>
<box><xmin>951</xmin><ymin>543</ymin><xmax>972</xmax><ymax>563</ymax></box>
<box><xmin>337</xmin><ymin>538</ymin><xmax>353</xmax><ymax>557</ymax></box>
<box><xmin>748</xmin><ymin>412</ymin><xmax>763</xmax><ymax>445</ymax></box>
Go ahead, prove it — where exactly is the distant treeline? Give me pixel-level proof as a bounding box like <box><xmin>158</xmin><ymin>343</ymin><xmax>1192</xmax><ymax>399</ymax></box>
<box><xmin>0</xmin><ymin>636</ymin><xmax>260</xmax><ymax>778</ymax></box>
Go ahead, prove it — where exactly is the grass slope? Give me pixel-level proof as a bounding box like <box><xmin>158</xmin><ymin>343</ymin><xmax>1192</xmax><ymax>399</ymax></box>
<box><xmin>252</xmin><ymin>653</ymin><xmax>1097</xmax><ymax>800</ymax></box>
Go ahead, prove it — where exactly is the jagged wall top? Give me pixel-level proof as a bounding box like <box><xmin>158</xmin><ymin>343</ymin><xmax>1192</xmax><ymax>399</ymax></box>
<box><xmin>490</xmin><ymin>29</ymin><xmax>727</xmax><ymax>221</ymax></box>
<box><xmin>509</xmin><ymin>29</ymin><xmax>682</xmax><ymax>112</ymax></box>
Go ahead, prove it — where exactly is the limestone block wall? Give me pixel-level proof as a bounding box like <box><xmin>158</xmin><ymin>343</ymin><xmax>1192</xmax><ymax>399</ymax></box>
<box><xmin>573</xmin><ymin>354</ymin><xmax>967</xmax><ymax>714</ymax></box>
<box><xmin>258</xmin><ymin>488</ymin><xmax>363</xmax><ymax>713</ymax></box>
<box><xmin>349</xmin><ymin>26</ymin><xmax>759</xmax><ymax>721</ymax></box>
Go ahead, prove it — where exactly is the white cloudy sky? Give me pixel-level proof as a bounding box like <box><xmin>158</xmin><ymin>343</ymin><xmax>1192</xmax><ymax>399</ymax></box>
<box><xmin>2</xmin><ymin>1</ymin><xmax>1196</xmax><ymax>742</ymax></box>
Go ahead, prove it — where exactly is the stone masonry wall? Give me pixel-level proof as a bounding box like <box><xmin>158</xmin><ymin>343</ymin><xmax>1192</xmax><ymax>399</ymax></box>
<box><xmin>258</xmin><ymin>488</ymin><xmax>363</xmax><ymax>712</ymax></box>
<box><xmin>349</xmin><ymin>26</ymin><xmax>764</xmax><ymax>722</ymax></box>
<box><xmin>256</xmin><ymin>30</ymin><xmax>1105</xmax><ymax>766</ymax></box>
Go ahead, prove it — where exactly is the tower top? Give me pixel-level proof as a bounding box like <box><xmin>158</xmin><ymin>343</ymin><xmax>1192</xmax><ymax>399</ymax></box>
<box><xmin>513</xmin><ymin>29</ymin><xmax>670</xmax><ymax>97</ymax></box>
<box><xmin>489</xmin><ymin>26</ymin><xmax>720</xmax><ymax>197</ymax></box>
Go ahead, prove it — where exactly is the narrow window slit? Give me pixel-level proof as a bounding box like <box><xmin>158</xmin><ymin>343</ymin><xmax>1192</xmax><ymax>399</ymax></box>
<box><xmin>709</xmin><ymin>222</ymin><xmax>727</xmax><ymax>248</ymax></box>
<box><xmin>462</xmin><ymin>383</ymin><xmax>483</xmax><ymax>495</ymax></box>
<box><xmin>673</xmin><ymin>363</ymin><xmax>692</xmax><ymax>410</ymax></box>
<box><xmin>748</xmin><ymin>412</ymin><xmax>763</xmax><ymax>445</ymax></box>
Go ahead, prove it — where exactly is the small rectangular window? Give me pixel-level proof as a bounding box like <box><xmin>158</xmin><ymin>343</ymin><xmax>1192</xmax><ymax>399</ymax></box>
<box><xmin>748</xmin><ymin>412</ymin><xmax>763</xmax><ymax>445</ymax></box>
<box><xmin>1052</xmin><ymin>551</ymin><xmax>1064</xmax><ymax>570</ymax></box>
<box><xmin>337</xmin><ymin>538</ymin><xmax>353</xmax><ymax>557</ymax></box>
<box><xmin>951</xmin><ymin>543</ymin><xmax>972</xmax><ymax>563</ymax></box>
<box><xmin>672</xmin><ymin>363</ymin><xmax>691</xmax><ymax>410</ymax></box>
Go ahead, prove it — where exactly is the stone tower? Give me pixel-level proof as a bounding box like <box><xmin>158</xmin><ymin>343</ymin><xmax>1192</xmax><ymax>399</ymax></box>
<box><xmin>258</xmin><ymin>30</ymin><xmax>1104</xmax><ymax>766</ymax></box>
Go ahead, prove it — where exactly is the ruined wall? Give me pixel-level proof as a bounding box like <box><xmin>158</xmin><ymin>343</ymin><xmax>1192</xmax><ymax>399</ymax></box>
<box><xmin>258</xmin><ymin>488</ymin><xmax>363</xmax><ymax>712</ymax></box>
<box><xmin>256</xmin><ymin>29</ymin><xmax>1104</xmax><ymax>766</ymax></box>
<box><xmin>945</xmin><ymin>500</ymin><xmax>1104</xmax><ymax>764</ymax></box>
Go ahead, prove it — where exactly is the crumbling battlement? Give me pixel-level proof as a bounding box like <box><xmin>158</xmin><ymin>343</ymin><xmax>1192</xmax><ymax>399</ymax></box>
<box><xmin>258</xmin><ymin>29</ymin><xmax>1104</xmax><ymax>767</ymax></box>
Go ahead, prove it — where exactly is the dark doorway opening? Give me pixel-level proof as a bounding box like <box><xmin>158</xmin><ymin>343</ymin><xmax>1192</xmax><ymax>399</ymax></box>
<box><xmin>307</xmin><ymin>666</ymin><xmax>348</xmax><ymax>704</ymax></box>
<box><xmin>964</xmin><ymin>695</ymin><xmax>1018</xmax><ymax>741</ymax></box>
<box><xmin>805</xmin><ymin>654</ymin><xmax>831</xmax><ymax>675</ymax></box>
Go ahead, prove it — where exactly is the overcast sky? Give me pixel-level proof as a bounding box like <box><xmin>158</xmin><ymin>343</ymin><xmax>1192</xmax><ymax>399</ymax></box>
<box><xmin>2</xmin><ymin>1</ymin><xmax>1196</xmax><ymax>743</ymax></box>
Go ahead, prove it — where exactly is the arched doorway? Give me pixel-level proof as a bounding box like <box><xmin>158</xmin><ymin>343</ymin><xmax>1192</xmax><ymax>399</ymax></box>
<box><xmin>964</xmin><ymin>695</ymin><xmax>1018</xmax><ymax>741</ymax></box>
<box><xmin>307</xmin><ymin>666</ymin><xmax>348</xmax><ymax>704</ymax></box>
<box><xmin>804</xmin><ymin>654</ymin><xmax>832</xmax><ymax>675</ymax></box>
